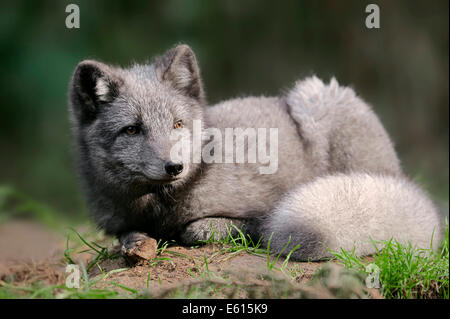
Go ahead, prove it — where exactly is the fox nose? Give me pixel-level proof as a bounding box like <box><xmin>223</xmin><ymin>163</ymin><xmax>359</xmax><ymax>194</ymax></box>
<box><xmin>165</xmin><ymin>162</ymin><xmax>184</xmax><ymax>176</ymax></box>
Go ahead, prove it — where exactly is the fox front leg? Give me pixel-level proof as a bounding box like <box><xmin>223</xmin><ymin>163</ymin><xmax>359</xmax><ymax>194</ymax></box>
<box><xmin>179</xmin><ymin>217</ymin><xmax>247</xmax><ymax>244</ymax></box>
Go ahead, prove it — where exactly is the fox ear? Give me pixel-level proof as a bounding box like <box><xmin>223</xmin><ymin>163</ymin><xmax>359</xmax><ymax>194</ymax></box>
<box><xmin>69</xmin><ymin>60</ymin><xmax>122</xmax><ymax>124</ymax></box>
<box><xmin>156</xmin><ymin>44</ymin><xmax>204</xmax><ymax>102</ymax></box>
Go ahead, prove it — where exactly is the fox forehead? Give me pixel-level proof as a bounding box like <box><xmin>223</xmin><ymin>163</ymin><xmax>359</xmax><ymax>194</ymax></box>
<box><xmin>98</xmin><ymin>74</ymin><xmax>193</xmax><ymax>132</ymax></box>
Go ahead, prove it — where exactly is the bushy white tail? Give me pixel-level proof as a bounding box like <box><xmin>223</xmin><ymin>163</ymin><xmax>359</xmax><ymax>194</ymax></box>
<box><xmin>261</xmin><ymin>173</ymin><xmax>444</xmax><ymax>261</ymax></box>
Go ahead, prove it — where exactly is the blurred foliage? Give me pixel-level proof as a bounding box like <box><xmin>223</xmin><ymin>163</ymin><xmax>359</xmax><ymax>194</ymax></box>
<box><xmin>0</xmin><ymin>0</ymin><xmax>448</xmax><ymax>218</ymax></box>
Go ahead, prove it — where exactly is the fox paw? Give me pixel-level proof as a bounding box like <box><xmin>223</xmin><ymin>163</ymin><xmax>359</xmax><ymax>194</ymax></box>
<box><xmin>180</xmin><ymin>218</ymin><xmax>244</xmax><ymax>244</ymax></box>
<box><xmin>119</xmin><ymin>232</ymin><xmax>156</xmax><ymax>262</ymax></box>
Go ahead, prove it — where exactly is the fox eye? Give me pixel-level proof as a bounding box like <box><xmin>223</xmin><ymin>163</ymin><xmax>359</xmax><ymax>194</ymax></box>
<box><xmin>125</xmin><ymin>126</ymin><xmax>139</xmax><ymax>135</ymax></box>
<box><xmin>174</xmin><ymin>120</ymin><xmax>183</xmax><ymax>129</ymax></box>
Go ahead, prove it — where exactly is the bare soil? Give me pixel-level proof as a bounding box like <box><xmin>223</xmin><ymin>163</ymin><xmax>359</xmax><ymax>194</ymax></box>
<box><xmin>0</xmin><ymin>219</ymin><xmax>382</xmax><ymax>298</ymax></box>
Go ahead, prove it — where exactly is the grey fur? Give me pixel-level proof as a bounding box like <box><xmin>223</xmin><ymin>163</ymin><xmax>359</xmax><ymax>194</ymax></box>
<box><xmin>68</xmin><ymin>44</ymin><xmax>444</xmax><ymax>261</ymax></box>
<box><xmin>119</xmin><ymin>231</ymin><xmax>151</xmax><ymax>256</ymax></box>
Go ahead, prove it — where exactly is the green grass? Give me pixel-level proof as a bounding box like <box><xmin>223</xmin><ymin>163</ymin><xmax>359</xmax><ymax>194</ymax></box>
<box><xmin>0</xmin><ymin>266</ymin><xmax>131</xmax><ymax>299</ymax></box>
<box><xmin>1</xmin><ymin>185</ymin><xmax>448</xmax><ymax>299</ymax></box>
<box><xmin>265</xmin><ymin>233</ymin><xmax>301</xmax><ymax>271</ymax></box>
<box><xmin>0</xmin><ymin>226</ymin><xmax>133</xmax><ymax>299</ymax></box>
<box><xmin>330</xmin><ymin>222</ymin><xmax>449</xmax><ymax>299</ymax></box>
<box><xmin>197</xmin><ymin>222</ymin><xmax>267</xmax><ymax>262</ymax></box>
<box><xmin>2</xmin><ymin>222</ymin><xmax>448</xmax><ymax>299</ymax></box>
<box><xmin>65</xmin><ymin>227</ymin><xmax>120</xmax><ymax>271</ymax></box>
<box><xmin>199</xmin><ymin>223</ymin><xmax>303</xmax><ymax>279</ymax></box>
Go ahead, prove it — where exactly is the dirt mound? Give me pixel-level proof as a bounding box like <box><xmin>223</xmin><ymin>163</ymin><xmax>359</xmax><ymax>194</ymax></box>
<box><xmin>0</xmin><ymin>220</ymin><xmax>381</xmax><ymax>299</ymax></box>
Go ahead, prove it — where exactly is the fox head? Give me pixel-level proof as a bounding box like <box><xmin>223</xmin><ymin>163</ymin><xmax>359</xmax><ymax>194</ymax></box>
<box><xmin>69</xmin><ymin>45</ymin><xmax>205</xmax><ymax>194</ymax></box>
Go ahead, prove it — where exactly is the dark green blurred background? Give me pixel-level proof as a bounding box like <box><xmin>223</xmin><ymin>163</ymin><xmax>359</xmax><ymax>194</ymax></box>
<box><xmin>0</xmin><ymin>0</ymin><xmax>448</xmax><ymax>220</ymax></box>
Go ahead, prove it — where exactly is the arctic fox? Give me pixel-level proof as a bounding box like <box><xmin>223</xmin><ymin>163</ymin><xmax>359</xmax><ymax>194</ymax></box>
<box><xmin>68</xmin><ymin>44</ymin><xmax>443</xmax><ymax>261</ymax></box>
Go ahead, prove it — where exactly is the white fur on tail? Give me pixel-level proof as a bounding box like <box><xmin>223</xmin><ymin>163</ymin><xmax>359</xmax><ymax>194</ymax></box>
<box><xmin>264</xmin><ymin>173</ymin><xmax>443</xmax><ymax>261</ymax></box>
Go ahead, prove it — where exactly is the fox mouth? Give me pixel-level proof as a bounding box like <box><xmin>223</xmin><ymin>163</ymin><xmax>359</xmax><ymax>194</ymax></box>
<box><xmin>128</xmin><ymin>175</ymin><xmax>181</xmax><ymax>195</ymax></box>
<box><xmin>133</xmin><ymin>174</ymin><xmax>181</xmax><ymax>185</ymax></box>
